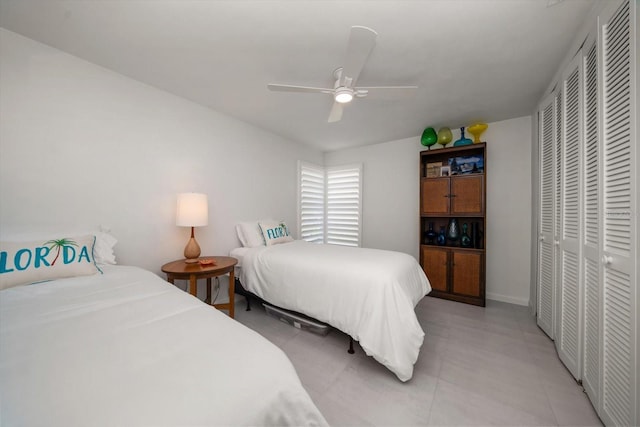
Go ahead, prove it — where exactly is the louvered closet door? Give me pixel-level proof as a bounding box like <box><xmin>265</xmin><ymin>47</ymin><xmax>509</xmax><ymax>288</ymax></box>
<box><xmin>581</xmin><ymin>36</ymin><xmax>602</xmax><ymax>409</ymax></box>
<box><xmin>537</xmin><ymin>93</ymin><xmax>557</xmax><ymax>338</ymax></box>
<box><xmin>556</xmin><ymin>52</ymin><xmax>584</xmax><ymax>381</ymax></box>
<box><xmin>599</xmin><ymin>1</ymin><xmax>637</xmax><ymax>424</ymax></box>
<box><xmin>554</xmin><ymin>90</ymin><xmax>563</xmax><ymax>338</ymax></box>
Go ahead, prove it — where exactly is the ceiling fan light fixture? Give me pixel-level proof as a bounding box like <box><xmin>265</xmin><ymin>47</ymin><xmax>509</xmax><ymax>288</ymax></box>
<box><xmin>334</xmin><ymin>88</ymin><xmax>354</xmax><ymax>103</ymax></box>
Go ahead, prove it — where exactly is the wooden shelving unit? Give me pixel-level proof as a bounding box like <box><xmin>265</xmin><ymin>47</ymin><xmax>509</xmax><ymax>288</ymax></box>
<box><xmin>419</xmin><ymin>143</ymin><xmax>486</xmax><ymax>306</ymax></box>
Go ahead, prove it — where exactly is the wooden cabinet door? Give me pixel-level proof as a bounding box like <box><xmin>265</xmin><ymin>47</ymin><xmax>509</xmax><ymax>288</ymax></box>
<box><xmin>421</xmin><ymin>246</ymin><xmax>448</xmax><ymax>292</ymax></box>
<box><xmin>451</xmin><ymin>175</ymin><xmax>484</xmax><ymax>215</ymax></box>
<box><xmin>421</xmin><ymin>178</ymin><xmax>450</xmax><ymax>215</ymax></box>
<box><xmin>451</xmin><ymin>251</ymin><xmax>482</xmax><ymax>297</ymax></box>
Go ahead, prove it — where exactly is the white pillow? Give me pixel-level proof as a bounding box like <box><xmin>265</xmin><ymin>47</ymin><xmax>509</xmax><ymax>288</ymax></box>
<box><xmin>236</xmin><ymin>220</ymin><xmax>268</xmax><ymax>248</ymax></box>
<box><xmin>258</xmin><ymin>220</ymin><xmax>294</xmax><ymax>246</ymax></box>
<box><xmin>92</xmin><ymin>231</ymin><xmax>117</xmax><ymax>265</ymax></box>
<box><xmin>0</xmin><ymin>229</ymin><xmax>117</xmax><ymax>265</ymax></box>
<box><xmin>0</xmin><ymin>234</ymin><xmax>101</xmax><ymax>290</ymax></box>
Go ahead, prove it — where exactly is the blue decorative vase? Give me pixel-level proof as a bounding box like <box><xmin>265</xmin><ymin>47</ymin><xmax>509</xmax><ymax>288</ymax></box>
<box><xmin>461</xmin><ymin>223</ymin><xmax>472</xmax><ymax>248</ymax></box>
<box><xmin>453</xmin><ymin>127</ymin><xmax>473</xmax><ymax>146</ymax></box>
<box><xmin>437</xmin><ymin>226</ymin><xmax>447</xmax><ymax>246</ymax></box>
<box><xmin>425</xmin><ymin>222</ymin><xmax>437</xmax><ymax>244</ymax></box>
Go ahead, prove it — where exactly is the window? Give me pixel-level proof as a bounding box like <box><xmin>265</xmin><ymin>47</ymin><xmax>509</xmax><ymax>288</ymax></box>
<box><xmin>298</xmin><ymin>162</ymin><xmax>362</xmax><ymax>247</ymax></box>
<box><xmin>298</xmin><ymin>162</ymin><xmax>325</xmax><ymax>243</ymax></box>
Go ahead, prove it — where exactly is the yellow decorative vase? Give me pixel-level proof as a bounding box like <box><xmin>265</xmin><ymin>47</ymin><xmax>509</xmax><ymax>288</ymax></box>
<box><xmin>467</xmin><ymin>123</ymin><xmax>488</xmax><ymax>144</ymax></box>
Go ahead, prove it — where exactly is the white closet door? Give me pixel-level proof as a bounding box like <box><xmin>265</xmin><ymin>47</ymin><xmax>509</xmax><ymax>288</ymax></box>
<box><xmin>537</xmin><ymin>93</ymin><xmax>557</xmax><ymax>338</ymax></box>
<box><xmin>599</xmin><ymin>0</ymin><xmax>637</xmax><ymax>425</ymax></box>
<box><xmin>581</xmin><ymin>36</ymin><xmax>602</xmax><ymax>409</ymax></box>
<box><xmin>554</xmin><ymin>90</ymin><xmax>563</xmax><ymax>332</ymax></box>
<box><xmin>556</xmin><ymin>52</ymin><xmax>583</xmax><ymax>381</ymax></box>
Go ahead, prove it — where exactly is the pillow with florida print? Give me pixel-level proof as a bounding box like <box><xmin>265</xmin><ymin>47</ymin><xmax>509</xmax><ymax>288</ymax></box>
<box><xmin>0</xmin><ymin>235</ymin><xmax>101</xmax><ymax>290</ymax></box>
<box><xmin>258</xmin><ymin>221</ymin><xmax>294</xmax><ymax>246</ymax></box>
<box><xmin>0</xmin><ymin>230</ymin><xmax>118</xmax><ymax>266</ymax></box>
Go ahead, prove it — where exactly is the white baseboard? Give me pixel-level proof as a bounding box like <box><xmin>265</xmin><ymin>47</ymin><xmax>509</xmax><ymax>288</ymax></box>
<box><xmin>486</xmin><ymin>292</ymin><xmax>529</xmax><ymax>306</ymax></box>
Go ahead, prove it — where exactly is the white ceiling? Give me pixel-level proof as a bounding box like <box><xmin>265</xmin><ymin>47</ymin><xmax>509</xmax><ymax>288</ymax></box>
<box><xmin>0</xmin><ymin>0</ymin><xmax>595</xmax><ymax>151</ymax></box>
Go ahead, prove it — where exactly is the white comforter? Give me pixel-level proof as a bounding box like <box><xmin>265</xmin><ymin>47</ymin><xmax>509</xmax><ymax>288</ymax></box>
<box><xmin>0</xmin><ymin>265</ymin><xmax>326</xmax><ymax>427</ymax></box>
<box><xmin>237</xmin><ymin>241</ymin><xmax>431</xmax><ymax>381</ymax></box>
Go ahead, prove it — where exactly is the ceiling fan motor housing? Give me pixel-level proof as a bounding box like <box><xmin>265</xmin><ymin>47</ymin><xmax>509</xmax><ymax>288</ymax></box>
<box><xmin>334</xmin><ymin>87</ymin><xmax>354</xmax><ymax>103</ymax></box>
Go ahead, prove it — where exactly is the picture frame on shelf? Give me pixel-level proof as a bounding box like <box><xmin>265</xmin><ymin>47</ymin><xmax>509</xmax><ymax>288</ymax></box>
<box><xmin>448</xmin><ymin>154</ymin><xmax>484</xmax><ymax>175</ymax></box>
<box><xmin>426</xmin><ymin>162</ymin><xmax>442</xmax><ymax>178</ymax></box>
<box><xmin>440</xmin><ymin>166</ymin><xmax>450</xmax><ymax>177</ymax></box>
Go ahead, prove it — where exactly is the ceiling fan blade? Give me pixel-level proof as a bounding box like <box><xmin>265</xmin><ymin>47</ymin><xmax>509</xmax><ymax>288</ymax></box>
<box><xmin>356</xmin><ymin>86</ymin><xmax>418</xmax><ymax>99</ymax></box>
<box><xmin>267</xmin><ymin>83</ymin><xmax>333</xmax><ymax>94</ymax></box>
<box><xmin>341</xmin><ymin>26</ymin><xmax>377</xmax><ymax>87</ymax></box>
<box><xmin>327</xmin><ymin>102</ymin><xmax>344</xmax><ymax>123</ymax></box>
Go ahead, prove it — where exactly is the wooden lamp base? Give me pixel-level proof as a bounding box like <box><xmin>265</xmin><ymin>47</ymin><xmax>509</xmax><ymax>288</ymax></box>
<box><xmin>184</xmin><ymin>227</ymin><xmax>201</xmax><ymax>263</ymax></box>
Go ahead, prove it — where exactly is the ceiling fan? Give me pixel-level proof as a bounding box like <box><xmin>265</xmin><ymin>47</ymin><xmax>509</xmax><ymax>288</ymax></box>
<box><xmin>267</xmin><ymin>26</ymin><xmax>418</xmax><ymax>123</ymax></box>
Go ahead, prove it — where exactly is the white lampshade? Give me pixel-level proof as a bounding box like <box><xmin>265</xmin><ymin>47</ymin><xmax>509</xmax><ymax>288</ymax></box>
<box><xmin>176</xmin><ymin>193</ymin><xmax>208</xmax><ymax>227</ymax></box>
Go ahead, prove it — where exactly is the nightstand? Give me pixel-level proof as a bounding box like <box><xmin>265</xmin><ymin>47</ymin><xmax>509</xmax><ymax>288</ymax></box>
<box><xmin>161</xmin><ymin>256</ymin><xmax>238</xmax><ymax>318</ymax></box>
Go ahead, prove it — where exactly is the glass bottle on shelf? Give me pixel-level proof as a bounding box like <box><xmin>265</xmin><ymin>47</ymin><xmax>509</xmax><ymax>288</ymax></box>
<box><xmin>437</xmin><ymin>226</ymin><xmax>447</xmax><ymax>246</ymax></box>
<box><xmin>447</xmin><ymin>218</ymin><xmax>459</xmax><ymax>244</ymax></box>
<box><xmin>471</xmin><ymin>222</ymin><xmax>478</xmax><ymax>248</ymax></box>
<box><xmin>461</xmin><ymin>223</ymin><xmax>472</xmax><ymax>247</ymax></box>
<box><xmin>425</xmin><ymin>222</ymin><xmax>437</xmax><ymax>244</ymax></box>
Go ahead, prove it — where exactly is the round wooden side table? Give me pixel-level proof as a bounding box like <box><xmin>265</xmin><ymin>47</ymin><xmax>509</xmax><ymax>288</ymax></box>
<box><xmin>161</xmin><ymin>256</ymin><xmax>238</xmax><ymax>318</ymax></box>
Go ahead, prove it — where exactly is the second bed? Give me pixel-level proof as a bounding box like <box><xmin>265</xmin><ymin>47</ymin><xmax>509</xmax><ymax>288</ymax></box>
<box><xmin>231</xmin><ymin>240</ymin><xmax>431</xmax><ymax>382</ymax></box>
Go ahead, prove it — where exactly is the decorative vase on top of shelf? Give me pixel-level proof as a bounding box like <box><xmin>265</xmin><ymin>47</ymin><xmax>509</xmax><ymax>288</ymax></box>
<box><xmin>421</xmin><ymin>127</ymin><xmax>438</xmax><ymax>150</ymax></box>
<box><xmin>453</xmin><ymin>127</ymin><xmax>473</xmax><ymax>146</ymax></box>
<box><xmin>467</xmin><ymin>122</ymin><xmax>488</xmax><ymax>144</ymax></box>
<box><xmin>437</xmin><ymin>127</ymin><xmax>453</xmax><ymax>148</ymax></box>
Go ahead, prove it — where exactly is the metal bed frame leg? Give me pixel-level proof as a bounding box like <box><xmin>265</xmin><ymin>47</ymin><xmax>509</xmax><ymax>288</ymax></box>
<box><xmin>348</xmin><ymin>338</ymin><xmax>355</xmax><ymax>354</ymax></box>
<box><xmin>235</xmin><ymin>278</ymin><xmax>252</xmax><ymax>311</ymax></box>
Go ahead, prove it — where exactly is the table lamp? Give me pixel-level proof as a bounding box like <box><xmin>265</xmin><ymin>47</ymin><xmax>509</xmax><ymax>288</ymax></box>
<box><xmin>176</xmin><ymin>192</ymin><xmax>208</xmax><ymax>263</ymax></box>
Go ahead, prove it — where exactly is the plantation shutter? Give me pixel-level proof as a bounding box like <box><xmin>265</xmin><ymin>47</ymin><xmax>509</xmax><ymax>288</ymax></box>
<box><xmin>298</xmin><ymin>162</ymin><xmax>363</xmax><ymax>246</ymax></box>
<box><xmin>298</xmin><ymin>162</ymin><xmax>325</xmax><ymax>243</ymax></box>
<box><xmin>326</xmin><ymin>165</ymin><xmax>362</xmax><ymax>247</ymax></box>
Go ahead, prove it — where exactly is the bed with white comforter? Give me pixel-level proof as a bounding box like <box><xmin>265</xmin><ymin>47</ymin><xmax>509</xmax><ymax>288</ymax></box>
<box><xmin>0</xmin><ymin>265</ymin><xmax>326</xmax><ymax>426</ymax></box>
<box><xmin>235</xmin><ymin>240</ymin><xmax>431</xmax><ymax>382</ymax></box>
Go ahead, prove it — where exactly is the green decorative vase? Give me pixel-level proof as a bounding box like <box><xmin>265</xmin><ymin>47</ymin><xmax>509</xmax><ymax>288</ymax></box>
<box><xmin>421</xmin><ymin>127</ymin><xmax>438</xmax><ymax>149</ymax></box>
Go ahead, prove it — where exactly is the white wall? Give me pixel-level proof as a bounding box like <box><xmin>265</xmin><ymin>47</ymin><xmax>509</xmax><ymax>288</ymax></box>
<box><xmin>485</xmin><ymin>117</ymin><xmax>532</xmax><ymax>305</ymax></box>
<box><xmin>325</xmin><ymin>116</ymin><xmax>532</xmax><ymax>306</ymax></box>
<box><xmin>0</xmin><ymin>29</ymin><xmax>322</xmax><ymax>277</ymax></box>
<box><xmin>0</xmin><ymin>29</ymin><xmax>533</xmax><ymax>305</ymax></box>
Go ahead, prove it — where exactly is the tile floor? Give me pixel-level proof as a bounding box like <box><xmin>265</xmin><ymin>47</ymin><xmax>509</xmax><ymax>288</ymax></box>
<box><xmin>233</xmin><ymin>295</ymin><xmax>603</xmax><ymax>426</ymax></box>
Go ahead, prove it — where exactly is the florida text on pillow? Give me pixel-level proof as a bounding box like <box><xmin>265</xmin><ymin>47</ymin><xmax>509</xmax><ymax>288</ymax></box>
<box><xmin>258</xmin><ymin>220</ymin><xmax>294</xmax><ymax>246</ymax></box>
<box><xmin>0</xmin><ymin>235</ymin><xmax>101</xmax><ymax>290</ymax></box>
